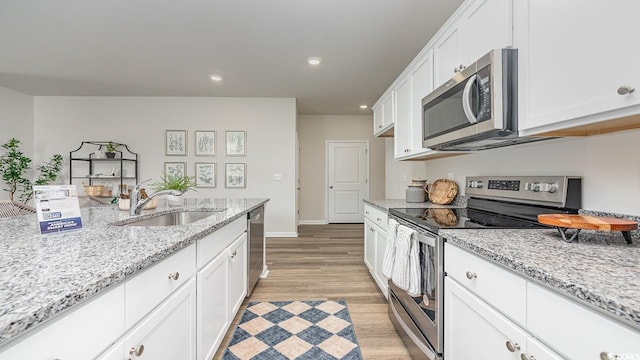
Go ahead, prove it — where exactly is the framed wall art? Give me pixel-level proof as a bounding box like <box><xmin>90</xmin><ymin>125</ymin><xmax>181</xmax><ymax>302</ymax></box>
<box><xmin>195</xmin><ymin>130</ymin><xmax>215</xmax><ymax>156</ymax></box>
<box><xmin>225</xmin><ymin>163</ymin><xmax>246</xmax><ymax>188</ymax></box>
<box><xmin>225</xmin><ymin>130</ymin><xmax>246</xmax><ymax>156</ymax></box>
<box><xmin>166</xmin><ymin>130</ymin><xmax>187</xmax><ymax>156</ymax></box>
<box><xmin>195</xmin><ymin>162</ymin><xmax>216</xmax><ymax>188</ymax></box>
<box><xmin>164</xmin><ymin>162</ymin><xmax>186</xmax><ymax>178</ymax></box>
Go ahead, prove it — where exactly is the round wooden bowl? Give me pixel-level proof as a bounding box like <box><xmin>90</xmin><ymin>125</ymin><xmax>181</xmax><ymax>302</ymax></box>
<box><xmin>425</xmin><ymin>179</ymin><xmax>458</xmax><ymax>205</ymax></box>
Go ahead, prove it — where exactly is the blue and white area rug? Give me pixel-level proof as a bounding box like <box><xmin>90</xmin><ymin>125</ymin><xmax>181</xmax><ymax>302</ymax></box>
<box><xmin>222</xmin><ymin>300</ymin><xmax>363</xmax><ymax>360</ymax></box>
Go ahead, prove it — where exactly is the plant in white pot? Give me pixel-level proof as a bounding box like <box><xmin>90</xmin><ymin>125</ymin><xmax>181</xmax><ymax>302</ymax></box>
<box><xmin>151</xmin><ymin>173</ymin><xmax>196</xmax><ymax>206</ymax></box>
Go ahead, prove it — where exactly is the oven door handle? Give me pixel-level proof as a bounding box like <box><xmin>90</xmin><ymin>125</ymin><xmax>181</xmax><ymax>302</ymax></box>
<box><xmin>390</xmin><ymin>298</ymin><xmax>439</xmax><ymax>360</ymax></box>
<box><xmin>462</xmin><ymin>74</ymin><xmax>478</xmax><ymax>124</ymax></box>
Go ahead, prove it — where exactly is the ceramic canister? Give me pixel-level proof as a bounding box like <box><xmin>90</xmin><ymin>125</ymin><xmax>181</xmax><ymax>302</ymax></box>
<box><xmin>406</xmin><ymin>182</ymin><xmax>426</xmax><ymax>203</ymax></box>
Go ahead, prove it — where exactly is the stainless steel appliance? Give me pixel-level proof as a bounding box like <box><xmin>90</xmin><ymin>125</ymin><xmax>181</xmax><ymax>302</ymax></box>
<box><xmin>422</xmin><ymin>48</ymin><xmax>549</xmax><ymax>151</ymax></box>
<box><xmin>388</xmin><ymin>176</ymin><xmax>581</xmax><ymax>360</ymax></box>
<box><xmin>247</xmin><ymin>205</ymin><xmax>264</xmax><ymax>296</ymax></box>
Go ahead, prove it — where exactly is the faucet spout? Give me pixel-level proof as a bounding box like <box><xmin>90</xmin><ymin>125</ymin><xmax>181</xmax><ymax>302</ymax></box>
<box><xmin>130</xmin><ymin>188</ymin><xmax>183</xmax><ymax>215</ymax></box>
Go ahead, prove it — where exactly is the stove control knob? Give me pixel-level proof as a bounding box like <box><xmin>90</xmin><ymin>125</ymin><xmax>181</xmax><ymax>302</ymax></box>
<box><xmin>468</xmin><ymin>180</ymin><xmax>484</xmax><ymax>189</ymax></box>
<box><xmin>527</xmin><ymin>182</ymin><xmax>541</xmax><ymax>192</ymax></box>
<box><xmin>539</xmin><ymin>182</ymin><xmax>558</xmax><ymax>193</ymax></box>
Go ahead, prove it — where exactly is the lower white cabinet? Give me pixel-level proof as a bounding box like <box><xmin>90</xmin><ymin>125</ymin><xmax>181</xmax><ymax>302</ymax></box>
<box><xmin>445</xmin><ymin>277</ymin><xmax>528</xmax><ymax>360</ymax></box>
<box><xmin>363</xmin><ymin>204</ymin><xmax>388</xmax><ymax>298</ymax></box>
<box><xmin>122</xmin><ymin>278</ymin><xmax>196</xmax><ymax>360</ymax></box>
<box><xmin>197</xmin><ymin>232</ymin><xmax>248</xmax><ymax>360</ymax></box>
<box><xmin>95</xmin><ymin>343</ymin><xmax>124</xmax><ymax>360</ymax></box>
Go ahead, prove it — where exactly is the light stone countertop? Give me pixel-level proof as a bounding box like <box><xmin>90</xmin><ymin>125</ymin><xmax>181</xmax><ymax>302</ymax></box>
<box><xmin>364</xmin><ymin>197</ymin><xmax>467</xmax><ymax>212</ymax></box>
<box><xmin>441</xmin><ymin>228</ymin><xmax>640</xmax><ymax>331</ymax></box>
<box><xmin>0</xmin><ymin>197</ymin><xmax>268</xmax><ymax>346</ymax></box>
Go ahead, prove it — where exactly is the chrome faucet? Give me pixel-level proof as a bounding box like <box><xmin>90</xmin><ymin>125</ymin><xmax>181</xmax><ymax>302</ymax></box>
<box><xmin>130</xmin><ymin>179</ymin><xmax>183</xmax><ymax>216</ymax></box>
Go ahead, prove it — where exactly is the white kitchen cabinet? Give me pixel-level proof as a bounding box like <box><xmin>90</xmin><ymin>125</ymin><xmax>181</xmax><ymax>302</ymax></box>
<box><xmin>197</xmin><ymin>230</ymin><xmax>248</xmax><ymax>360</ymax></box>
<box><xmin>522</xmin><ymin>337</ymin><xmax>564</xmax><ymax>360</ymax></box>
<box><xmin>95</xmin><ymin>343</ymin><xmax>124</xmax><ymax>360</ymax></box>
<box><xmin>527</xmin><ymin>282</ymin><xmax>640</xmax><ymax>360</ymax></box>
<box><xmin>434</xmin><ymin>0</ymin><xmax>512</xmax><ymax>88</ymax></box>
<box><xmin>364</xmin><ymin>204</ymin><xmax>388</xmax><ymax>298</ymax></box>
<box><xmin>517</xmin><ymin>0</ymin><xmax>640</xmax><ymax>136</ymax></box>
<box><xmin>123</xmin><ymin>278</ymin><xmax>196</xmax><ymax>360</ymax></box>
<box><xmin>394</xmin><ymin>77</ymin><xmax>412</xmax><ymax>158</ymax></box>
<box><xmin>372</xmin><ymin>91</ymin><xmax>394</xmax><ymax>137</ymax></box>
<box><xmin>228</xmin><ymin>233</ymin><xmax>248</xmax><ymax>317</ymax></box>
<box><xmin>0</xmin><ymin>285</ymin><xmax>125</xmax><ymax>360</ymax></box>
<box><xmin>445</xmin><ymin>277</ymin><xmax>527</xmax><ymax>360</ymax></box>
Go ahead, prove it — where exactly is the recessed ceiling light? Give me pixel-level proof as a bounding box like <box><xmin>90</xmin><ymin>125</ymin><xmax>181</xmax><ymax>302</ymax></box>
<box><xmin>307</xmin><ymin>57</ymin><xmax>322</xmax><ymax>66</ymax></box>
<box><xmin>360</xmin><ymin>105</ymin><xmax>368</xmax><ymax>109</ymax></box>
<box><xmin>209</xmin><ymin>74</ymin><xmax>223</xmax><ymax>82</ymax></box>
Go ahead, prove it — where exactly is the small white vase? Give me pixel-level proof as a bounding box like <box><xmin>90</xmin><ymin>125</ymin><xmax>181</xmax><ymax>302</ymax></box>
<box><xmin>167</xmin><ymin>194</ymin><xmax>182</xmax><ymax>206</ymax></box>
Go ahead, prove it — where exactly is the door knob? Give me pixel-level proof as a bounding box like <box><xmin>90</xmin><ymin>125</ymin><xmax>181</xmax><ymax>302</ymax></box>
<box><xmin>618</xmin><ymin>85</ymin><xmax>635</xmax><ymax>95</ymax></box>
<box><xmin>329</xmin><ymin>186</ymin><xmax>334</xmax><ymax>189</ymax></box>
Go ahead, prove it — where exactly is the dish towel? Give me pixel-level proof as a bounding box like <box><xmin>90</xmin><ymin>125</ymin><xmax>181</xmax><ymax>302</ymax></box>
<box><xmin>391</xmin><ymin>224</ymin><xmax>421</xmax><ymax>297</ymax></box>
<box><xmin>382</xmin><ymin>219</ymin><xmax>399</xmax><ymax>279</ymax></box>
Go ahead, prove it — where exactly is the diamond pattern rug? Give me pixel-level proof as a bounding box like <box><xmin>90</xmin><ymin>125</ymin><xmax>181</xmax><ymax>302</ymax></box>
<box><xmin>222</xmin><ymin>300</ymin><xmax>363</xmax><ymax>360</ymax></box>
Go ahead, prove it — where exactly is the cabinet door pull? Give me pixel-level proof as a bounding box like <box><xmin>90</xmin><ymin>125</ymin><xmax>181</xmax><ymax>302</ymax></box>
<box><xmin>465</xmin><ymin>271</ymin><xmax>477</xmax><ymax>279</ymax></box>
<box><xmin>601</xmin><ymin>352</ymin><xmax>614</xmax><ymax>360</ymax></box>
<box><xmin>617</xmin><ymin>85</ymin><xmax>635</xmax><ymax>95</ymax></box>
<box><xmin>505</xmin><ymin>341</ymin><xmax>520</xmax><ymax>352</ymax></box>
<box><xmin>521</xmin><ymin>354</ymin><xmax>536</xmax><ymax>360</ymax></box>
<box><xmin>168</xmin><ymin>272</ymin><xmax>180</xmax><ymax>280</ymax></box>
<box><xmin>130</xmin><ymin>345</ymin><xmax>145</xmax><ymax>356</ymax></box>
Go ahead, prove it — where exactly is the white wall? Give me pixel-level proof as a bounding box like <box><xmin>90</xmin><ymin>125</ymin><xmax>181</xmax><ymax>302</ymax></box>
<box><xmin>297</xmin><ymin>114</ymin><xmax>385</xmax><ymax>223</ymax></box>
<box><xmin>384</xmin><ymin>138</ymin><xmax>428</xmax><ymax>199</ymax></box>
<box><xmin>0</xmin><ymin>87</ymin><xmax>35</xmax><ymax>201</ymax></box>
<box><xmin>386</xmin><ymin>129</ymin><xmax>640</xmax><ymax>215</ymax></box>
<box><xmin>33</xmin><ymin>96</ymin><xmax>297</xmax><ymax>235</ymax></box>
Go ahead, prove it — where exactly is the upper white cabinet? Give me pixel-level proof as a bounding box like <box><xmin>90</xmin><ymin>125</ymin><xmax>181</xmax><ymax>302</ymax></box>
<box><xmin>517</xmin><ymin>0</ymin><xmax>640</xmax><ymax>136</ymax></box>
<box><xmin>372</xmin><ymin>92</ymin><xmax>394</xmax><ymax>137</ymax></box>
<box><xmin>434</xmin><ymin>0</ymin><xmax>512</xmax><ymax>87</ymax></box>
<box><xmin>394</xmin><ymin>51</ymin><xmax>437</xmax><ymax>160</ymax></box>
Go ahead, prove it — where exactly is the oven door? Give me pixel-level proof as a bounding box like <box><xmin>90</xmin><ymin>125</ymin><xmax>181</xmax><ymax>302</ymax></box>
<box><xmin>388</xmin><ymin>227</ymin><xmax>443</xmax><ymax>359</ymax></box>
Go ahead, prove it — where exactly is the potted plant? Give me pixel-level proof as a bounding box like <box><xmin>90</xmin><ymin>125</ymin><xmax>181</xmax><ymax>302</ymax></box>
<box><xmin>0</xmin><ymin>138</ymin><xmax>63</xmax><ymax>203</ymax></box>
<box><xmin>105</xmin><ymin>142</ymin><xmax>120</xmax><ymax>159</ymax></box>
<box><xmin>152</xmin><ymin>173</ymin><xmax>196</xmax><ymax>205</ymax></box>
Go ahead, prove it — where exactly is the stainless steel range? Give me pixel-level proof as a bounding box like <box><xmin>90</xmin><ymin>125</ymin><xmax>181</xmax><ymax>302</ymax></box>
<box><xmin>387</xmin><ymin>175</ymin><xmax>582</xmax><ymax>360</ymax></box>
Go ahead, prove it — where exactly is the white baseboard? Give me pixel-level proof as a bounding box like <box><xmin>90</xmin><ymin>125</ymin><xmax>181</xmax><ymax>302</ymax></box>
<box><xmin>259</xmin><ymin>266</ymin><xmax>269</xmax><ymax>279</ymax></box>
<box><xmin>298</xmin><ymin>220</ymin><xmax>328</xmax><ymax>225</ymax></box>
<box><xmin>265</xmin><ymin>232</ymin><xmax>298</xmax><ymax>238</ymax></box>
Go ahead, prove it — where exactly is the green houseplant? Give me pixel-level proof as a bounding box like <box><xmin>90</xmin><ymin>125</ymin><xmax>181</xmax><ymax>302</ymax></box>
<box><xmin>152</xmin><ymin>173</ymin><xmax>196</xmax><ymax>205</ymax></box>
<box><xmin>0</xmin><ymin>138</ymin><xmax>63</xmax><ymax>203</ymax></box>
<box><xmin>105</xmin><ymin>142</ymin><xmax>120</xmax><ymax>159</ymax></box>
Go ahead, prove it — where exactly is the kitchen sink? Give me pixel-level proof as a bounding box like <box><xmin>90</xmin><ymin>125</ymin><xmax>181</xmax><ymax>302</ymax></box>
<box><xmin>121</xmin><ymin>210</ymin><xmax>225</xmax><ymax>227</ymax></box>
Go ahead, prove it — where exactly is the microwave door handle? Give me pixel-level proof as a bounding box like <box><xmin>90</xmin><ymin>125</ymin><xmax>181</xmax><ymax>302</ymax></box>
<box><xmin>462</xmin><ymin>74</ymin><xmax>478</xmax><ymax>124</ymax></box>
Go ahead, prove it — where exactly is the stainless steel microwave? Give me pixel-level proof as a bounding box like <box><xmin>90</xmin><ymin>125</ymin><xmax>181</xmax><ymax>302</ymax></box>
<box><xmin>422</xmin><ymin>48</ymin><xmax>547</xmax><ymax>151</ymax></box>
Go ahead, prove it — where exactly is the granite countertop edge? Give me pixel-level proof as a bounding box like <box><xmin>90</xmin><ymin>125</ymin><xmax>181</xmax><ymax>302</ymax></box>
<box><xmin>442</xmin><ymin>230</ymin><xmax>640</xmax><ymax>331</ymax></box>
<box><xmin>364</xmin><ymin>197</ymin><xmax>467</xmax><ymax>211</ymax></box>
<box><xmin>0</xmin><ymin>197</ymin><xmax>269</xmax><ymax>347</ymax></box>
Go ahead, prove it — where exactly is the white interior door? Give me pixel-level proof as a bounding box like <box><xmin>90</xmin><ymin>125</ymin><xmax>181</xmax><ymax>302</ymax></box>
<box><xmin>326</xmin><ymin>141</ymin><xmax>368</xmax><ymax>223</ymax></box>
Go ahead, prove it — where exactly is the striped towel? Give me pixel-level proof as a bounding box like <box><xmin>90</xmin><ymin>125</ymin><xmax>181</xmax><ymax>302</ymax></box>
<box><xmin>391</xmin><ymin>224</ymin><xmax>421</xmax><ymax>296</ymax></box>
<box><xmin>382</xmin><ymin>219</ymin><xmax>399</xmax><ymax>279</ymax></box>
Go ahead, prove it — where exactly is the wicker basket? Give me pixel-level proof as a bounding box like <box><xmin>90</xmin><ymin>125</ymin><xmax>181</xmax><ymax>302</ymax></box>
<box><xmin>83</xmin><ymin>185</ymin><xmax>104</xmax><ymax>196</ymax></box>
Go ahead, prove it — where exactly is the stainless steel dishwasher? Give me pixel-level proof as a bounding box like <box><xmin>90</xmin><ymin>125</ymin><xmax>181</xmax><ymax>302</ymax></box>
<box><xmin>247</xmin><ymin>205</ymin><xmax>264</xmax><ymax>296</ymax></box>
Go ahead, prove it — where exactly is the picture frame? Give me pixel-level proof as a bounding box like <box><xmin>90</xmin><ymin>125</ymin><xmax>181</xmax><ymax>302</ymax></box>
<box><xmin>195</xmin><ymin>162</ymin><xmax>216</xmax><ymax>188</ymax></box>
<box><xmin>225</xmin><ymin>130</ymin><xmax>246</xmax><ymax>156</ymax></box>
<box><xmin>164</xmin><ymin>162</ymin><xmax>186</xmax><ymax>178</ymax></box>
<box><xmin>225</xmin><ymin>163</ymin><xmax>246</xmax><ymax>188</ymax></box>
<box><xmin>195</xmin><ymin>130</ymin><xmax>216</xmax><ymax>156</ymax></box>
<box><xmin>166</xmin><ymin>130</ymin><xmax>187</xmax><ymax>156</ymax></box>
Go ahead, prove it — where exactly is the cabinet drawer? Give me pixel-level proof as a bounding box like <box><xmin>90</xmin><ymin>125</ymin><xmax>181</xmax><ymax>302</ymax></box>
<box><xmin>0</xmin><ymin>284</ymin><xmax>124</xmax><ymax>360</ymax></box>
<box><xmin>364</xmin><ymin>205</ymin><xmax>388</xmax><ymax>230</ymax></box>
<box><xmin>125</xmin><ymin>243</ymin><xmax>196</xmax><ymax>328</ymax></box>
<box><xmin>445</xmin><ymin>244</ymin><xmax>526</xmax><ymax>325</ymax></box>
<box><xmin>197</xmin><ymin>216</ymin><xmax>247</xmax><ymax>268</ymax></box>
<box><xmin>527</xmin><ymin>282</ymin><xmax>640</xmax><ymax>360</ymax></box>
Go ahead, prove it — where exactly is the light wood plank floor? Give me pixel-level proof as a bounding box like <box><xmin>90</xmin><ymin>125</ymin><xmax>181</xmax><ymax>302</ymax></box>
<box><xmin>213</xmin><ymin>224</ymin><xmax>411</xmax><ymax>359</ymax></box>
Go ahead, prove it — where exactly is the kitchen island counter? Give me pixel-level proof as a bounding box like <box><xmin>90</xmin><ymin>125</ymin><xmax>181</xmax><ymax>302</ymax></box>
<box><xmin>441</xmin><ymin>228</ymin><xmax>640</xmax><ymax>331</ymax></box>
<box><xmin>0</xmin><ymin>197</ymin><xmax>268</xmax><ymax>346</ymax></box>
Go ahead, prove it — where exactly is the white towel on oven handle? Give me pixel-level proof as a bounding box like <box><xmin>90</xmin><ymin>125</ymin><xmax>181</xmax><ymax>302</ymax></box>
<box><xmin>382</xmin><ymin>218</ymin><xmax>399</xmax><ymax>279</ymax></box>
<box><xmin>391</xmin><ymin>224</ymin><xmax>421</xmax><ymax>296</ymax></box>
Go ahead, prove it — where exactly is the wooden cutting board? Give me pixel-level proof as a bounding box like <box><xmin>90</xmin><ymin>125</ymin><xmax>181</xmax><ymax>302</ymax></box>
<box><xmin>537</xmin><ymin>214</ymin><xmax>638</xmax><ymax>231</ymax></box>
<box><xmin>425</xmin><ymin>179</ymin><xmax>458</xmax><ymax>205</ymax></box>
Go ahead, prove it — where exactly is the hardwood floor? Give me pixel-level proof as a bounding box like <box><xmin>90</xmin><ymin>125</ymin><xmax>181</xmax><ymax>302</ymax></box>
<box><xmin>213</xmin><ymin>224</ymin><xmax>411</xmax><ymax>359</ymax></box>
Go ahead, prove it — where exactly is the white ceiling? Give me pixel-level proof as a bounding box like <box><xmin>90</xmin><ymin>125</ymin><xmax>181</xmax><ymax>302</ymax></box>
<box><xmin>0</xmin><ymin>0</ymin><xmax>463</xmax><ymax>115</ymax></box>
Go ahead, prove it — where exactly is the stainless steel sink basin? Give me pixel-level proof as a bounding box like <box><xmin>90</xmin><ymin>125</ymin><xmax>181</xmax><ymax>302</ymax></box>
<box><xmin>122</xmin><ymin>210</ymin><xmax>224</xmax><ymax>226</ymax></box>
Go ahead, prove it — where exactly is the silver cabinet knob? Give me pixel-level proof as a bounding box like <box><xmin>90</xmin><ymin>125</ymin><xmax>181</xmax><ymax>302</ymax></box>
<box><xmin>506</xmin><ymin>341</ymin><xmax>520</xmax><ymax>352</ymax></box>
<box><xmin>465</xmin><ymin>271</ymin><xmax>477</xmax><ymax>279</ymax></box>
<box><xmin>168</xmin><ymin>272</ymin><xmax>180</xmax><ymax>280</ymax></box>
<box><xmin>378</xmin><ymin>125</ymin><xmax>383</xmax><ymax>128</ymax></box>
<box><xmin>618</xmin><ymin>86</ymin><xmax>635</xmax><ymax>95</ymax></box>
<box><xmin>601</xmin><ymin>352</ymin><xmax>613</xmax><ymax>360</ymax></box>
<box><xmin>454</xmin><ymin>67</ymin><xmax>460</xmax><ymax>73</ymax></box>
<box><xmin>521</xmin><ymin>354</ymin><xmax>536</xmax><ymax>360</ymax></box>
<box><xmin>130</xmin><ymin>345</ymin><xmax>145</xmax><ymax>356</ymax></box>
